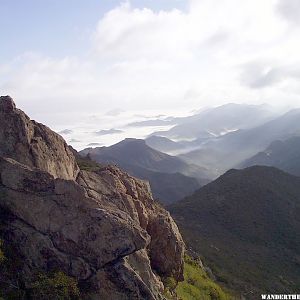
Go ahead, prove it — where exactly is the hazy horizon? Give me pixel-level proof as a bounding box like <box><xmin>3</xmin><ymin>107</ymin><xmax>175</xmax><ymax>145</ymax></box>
<box><xmin>1</xmin><ymin>1</ymin><xmax>300</xmax><ymax>114</ymax></box>
<box><xmin>47</xmin><ymin>101</ymin><xmax>297</xmax><ymax>150</ymax></box>
<box><xmin>1</xmin><ymin>0</ymin><xmax>300</xmax><ymax>148</ymax></box>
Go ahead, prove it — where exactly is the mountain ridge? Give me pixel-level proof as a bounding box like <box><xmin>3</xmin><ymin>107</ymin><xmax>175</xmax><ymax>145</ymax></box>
<box><xmin>169</xmin><ymin>165</ymin><xmax>300</xmax><ymax>298</ymax></box>
<box><xmin>150</xmin><ymin>103</ymin><xmax>275</xmax><ymax>140</ymax></box>
<box><xmin>240</xmin><ymin>136</ymin><xmax>300</xmax><ymax>176</ymax></box>
<box><xmin>180</xmin><ymin>108</ymin><xmax>300</xmax><ymax>174</ymax></box>
<box><xmin>80</xmin><ymin>138</ymin><xmax>212</xmax><ymax>204</ymax></box>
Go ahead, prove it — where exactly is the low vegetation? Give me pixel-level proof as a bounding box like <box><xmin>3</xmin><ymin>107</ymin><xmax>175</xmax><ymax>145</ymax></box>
<box><xmin>0</xmin><ymin>239</ymin><xmax>80</xmax><ymax>300</ymax></box>
<box><xmin>164</xmin><ymin>255</ymin><xmax>235</xmax><ymax>300</ymax></box>
<box><xmin>76</xmin><ymin>154</ymin><xmax>103</xmax><ymax>172</ymax></box>
<box><xmin>30</xmin><ymin>272</ymin><xmax>80</xmax><ymax>300</ymax></box>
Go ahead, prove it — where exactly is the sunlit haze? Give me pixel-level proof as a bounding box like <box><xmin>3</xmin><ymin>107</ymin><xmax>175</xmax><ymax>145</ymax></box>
<box><xmin>1</xmin><ymin>0</ymin><xmax>300</xmax><ymax>148</ymax></box>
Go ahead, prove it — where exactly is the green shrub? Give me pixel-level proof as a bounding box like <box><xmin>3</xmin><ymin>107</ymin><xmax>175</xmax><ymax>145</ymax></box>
<box><xmin>30</xmin><ymin>272</ymin><xmax>80</xmax><ymax>300</ymax></box>
<box><xmin>163</xmin><ymin>276</ymin><xmax>177</xmax><ymax>292</ymax></box>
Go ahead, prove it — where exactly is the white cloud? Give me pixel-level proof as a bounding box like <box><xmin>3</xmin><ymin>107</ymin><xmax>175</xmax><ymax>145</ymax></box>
<box><xmin>277</xmin><ymin>0</ymin><xmax>300</xmax><ymax>24</ymax></box>
<box><xmin>92</xmin><ymin>2</ymin><xmax>191</xmax><ymax>61</ymax></box>
<box><xmin>240</xmin><ymin>61</ymin><xmax>300</xmax><ymax>89</ymax></box>
<box><xmin>1</xmin><ymin>0</ymin><xmax>300</xmax><ymax>132</ymax></box>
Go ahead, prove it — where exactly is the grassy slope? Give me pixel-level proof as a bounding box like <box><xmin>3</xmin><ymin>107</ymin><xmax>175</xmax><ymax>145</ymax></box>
<box><xmin>165</xmin><ymin>256</ymin><xmax>237</xmax><ymax>300</ymax></box>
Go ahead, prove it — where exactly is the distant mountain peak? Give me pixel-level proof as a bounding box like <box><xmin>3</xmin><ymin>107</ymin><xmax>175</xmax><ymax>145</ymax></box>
<box><xmin>240</xmin><ymin>136</ymin><xmax>300</xmax><ymax>176</ymax></box>
<box><xmin>112</xmin><ymin>138</ymin><xmax>149</xmax><ymax>150</ymax></box>
<box><xmin>80</xmin><ymin>136</ymin><xmax>212</xmax><ymax>204</ymax></box>
<box><xmin>122</xmin><ymin>137</ymin><xmax>146</xmax><ymax>144</ymax></box>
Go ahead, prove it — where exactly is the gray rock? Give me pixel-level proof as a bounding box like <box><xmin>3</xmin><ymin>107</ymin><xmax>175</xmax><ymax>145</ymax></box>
<box><xmin>0</xmin><ymin>96</ymin><xmax>185</xmax><ymax>299</ymax></box>
<box><xmin>0</xmin><ymin>96</ymin><xmax>79</xmax><ymax>180</ymax></box>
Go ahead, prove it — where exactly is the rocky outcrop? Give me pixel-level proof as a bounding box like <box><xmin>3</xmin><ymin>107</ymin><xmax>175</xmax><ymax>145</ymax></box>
<box><xmin>0</xmin><ymin>96</ymin><xmax>184</xmax><ymax>299</ymax></box>
<box><xmin>147</xmin><ymin>207</ymin><xmax>185</xmax><ymax>281</ymax></box>
<box><xmin>77</xmin><ymin>166</ymin><xmax>185</xmax><ymax>282</ymax></box>
<box><xmin>0</xmin><ymin>95</ymin><xmax>79</xmax><ymax>180</ymax></box>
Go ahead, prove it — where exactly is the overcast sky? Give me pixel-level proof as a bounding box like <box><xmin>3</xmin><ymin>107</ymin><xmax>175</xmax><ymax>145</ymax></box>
<box><xmin>1</xmin><ymin>0</ymin><xmax>300</xmax><ymax>128</ymax></box>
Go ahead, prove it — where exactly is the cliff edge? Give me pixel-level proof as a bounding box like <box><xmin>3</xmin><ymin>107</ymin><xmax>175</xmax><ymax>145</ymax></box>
<box><xmin>0</xmin><ymin>96</ymin><xmax>184</xmax><ymax>299</ymax></box>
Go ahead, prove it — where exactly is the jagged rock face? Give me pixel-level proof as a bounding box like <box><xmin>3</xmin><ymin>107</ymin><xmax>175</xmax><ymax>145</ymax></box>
<box><xmin>91</xmin><ymin>250</ymin><xmax>164</xmax><ymax>300</ymax></box>
<box><xmin>0</xmin><ymin>96</ymin><xmax>185</xmax><ymax>299</ymax></box>
<box><xmin>0</xmin><ymin>95</ymin><xmax>79</xmax><ymax>180</ymax></box>
<box><xmin>77</xmin><ymin>166</ymin><xmax>185</xmax><ymax>282</ymax></box>
<box><xmin>147</xmin><ymin>208</ymin><xmax>185</xmax><ymax>281</ymax></box>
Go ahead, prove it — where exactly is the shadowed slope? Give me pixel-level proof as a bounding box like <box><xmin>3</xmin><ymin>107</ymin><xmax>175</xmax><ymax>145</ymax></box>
<box><xmin>169</xmin><ymin>166</ymin><xmax>300</xmax><ymax>298</ymax></box>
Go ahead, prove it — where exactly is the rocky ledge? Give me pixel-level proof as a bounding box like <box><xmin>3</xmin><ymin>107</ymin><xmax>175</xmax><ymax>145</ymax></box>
<box><xmin>0</xmin><ymin>96</ymin><xmax>185</xmax><ymax>299</ymax></box>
